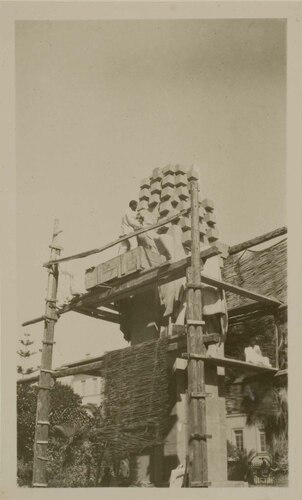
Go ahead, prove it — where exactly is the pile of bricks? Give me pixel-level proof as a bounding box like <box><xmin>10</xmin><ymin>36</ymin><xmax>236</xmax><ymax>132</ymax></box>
<box><xmin>138</xmin><ymin>164</ymin><xmax>219</xmax><ymax>249</ymax></box>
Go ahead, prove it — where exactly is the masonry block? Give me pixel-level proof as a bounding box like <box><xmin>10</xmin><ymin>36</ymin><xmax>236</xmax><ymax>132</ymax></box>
<box><xmin>182</xmin><ymin>229</ymin><xmax>191</xmax><ymax>248</ymax></box>
<box><xmin>199</xmin><ymin>222</ymin><xmax>208</xmax><ymax>236</ymax></box>
<box><xmin>175</xmin><ymin>173</ymin><xmax>188</xmax><ymax>187</ymax></box>
<box><xmin>137</xmin><ymin>199</ymin><xmax>149</xmax><ymax>211</ymax></box>
<box><xmin>139</xmin><ymin>187</ymin><xmax>150</xmax><ymax>201</ymax></box>
<box><xmin>152</xmin><ymin>167</ymin><xmax>163</xmax><ymax>182</ymax></box>
<box><xmin>150</xmin><ymin>181</ymin><xmax>162</xmax><ymax>194</ymax></box>
<box><xmin>140</xmin><ymin>177</ymin><xmax>150</xmax><ymax>189</ymax></box>
<box><xmin>157</xmin><ymin>217</ymin><xmax>170</xmax><ymax>234</ymax></box>
<box><xmin>159</xmin><ymin>201</ymin><xmax>173</xmax><ymax>216</ymax></box>
<box><xmin>178</xmin><ymin>200</ymin><xmax>190</xmax><ymax>212</ymax></box>
<box><xmin>200</xmin><ymin>234</ymin><xmax>209</xmax><ymax>246</ymax></box>
<box><xmin>161</xmin><ymin>186</ymin><xmax>174</xmax><ymax>201</ymax></box>
<box><xmin>207</xmin><ymin>227</ymin><xmax>219</xmax><ymax>242</ymax></box>
<box><xmin>175</xmin><ymin>164</ymin><xmax>188</xmax><ymax>175</ymax></box>
<box><xmin>187</xmin><ymin>165</ymin><xmax>199</xmax><ymax>181</ymax></box>
<box><xmin>149</xmin><ymin>193</ymin><xmax>160</xmax><ymax>208</ymax></box>
<box><xmin>149</xmin><ymin>204</ymin><xmax>159</xmax><ymax>217</ymax></box>
<box><xmin>171</xmin><ymin>195</ymin><xmax>180</xmax><ymax>208</ymax></box>
<box><xmin>199</xmin><ymin>206</ymin><xmax>206</xmax><ymax>219</ymax></box>
<box><xmin>176</xmin><ymin>186</ymin><xmax>189</xmax><ymax>200</ymax></box>
<box><xmin>205</xmin><ymin>212</ymin><xmax>217</xmax><ymax>227</ymax></box>
<box><xmin>163</xmin><ymin>164</ymin><xmax>176</xmax><ymax>176</ymax></box>
<box><xmin>201</xmin><ymin>198</ymin><xmax>215</xmax><ymax>212</ymax></box>
<box><xmin>162</xmin><ymin>174</ymin><xmax>175</xmax><ymax>188</ymax></box>
<box><xmin>180</xmin><ymin>216</ymin><xmax>191</xmax><ymax>231</ymax></box>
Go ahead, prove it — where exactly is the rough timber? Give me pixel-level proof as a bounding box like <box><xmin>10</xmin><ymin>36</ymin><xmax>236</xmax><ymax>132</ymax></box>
<box><xmin>21</xmin><ymin>174</ymin><xmax>286</xmax><ymax>488</ymax></box>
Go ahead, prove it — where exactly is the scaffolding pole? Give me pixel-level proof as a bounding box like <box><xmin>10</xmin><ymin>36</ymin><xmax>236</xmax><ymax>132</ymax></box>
<box><xmin>32</xmin><ymin>219</ymin><xmax>62</xmax><ymax>487</ymax></box>
<box><xmin>186</xmin><ymin>180</ymin><xmax>209</xmax><ymax>487</ymax></box>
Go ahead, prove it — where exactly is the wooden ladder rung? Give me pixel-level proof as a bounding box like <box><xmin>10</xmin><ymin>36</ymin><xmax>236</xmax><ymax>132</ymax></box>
<box><xmin>190</xmin><ymin>433</ymin><xmax>212</xmax><ymax>441</ymax></box>
<box><xmin>191</xmin><ymin>481</ymin><xmax>211</xmax><ymax>487</ymax></box>
<box><xmin>190</xmin><ymin>392</ymin><xmax>211</xmax><ymax>399</ymax></box>
<box><xmin>186</xmin><ymin>319</ymin><xmax>205</xmax><ymax>326</ymax></box>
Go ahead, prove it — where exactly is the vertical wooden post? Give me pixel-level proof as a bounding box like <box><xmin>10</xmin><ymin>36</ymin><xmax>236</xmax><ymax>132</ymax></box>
<box><xmin>274</xmin><ymin>316</ymin><xmax>280</xmax><ymax>369</ymax></box>
<box><xmin>186</xmin><ymin>180</ymin><xmax>208</xmax><ymax>487</ymax></box>
<box><xmin>32</xmin><ymin>219</ymin><xmax>62</xmax><ymax>487</ymax></box>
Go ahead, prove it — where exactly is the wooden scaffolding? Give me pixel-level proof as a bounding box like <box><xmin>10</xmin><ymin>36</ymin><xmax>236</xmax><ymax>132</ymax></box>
<box><xmin>19</xmin><ymin>180</ymin><xmax>286</xmax><ymax>487</ymax></box>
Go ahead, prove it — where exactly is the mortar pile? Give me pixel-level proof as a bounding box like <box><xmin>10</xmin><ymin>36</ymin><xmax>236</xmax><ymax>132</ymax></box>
<box><xmin>98</xmin><ymin>338</ymin><xmax>170</xmax><ymax>461</ymax></box>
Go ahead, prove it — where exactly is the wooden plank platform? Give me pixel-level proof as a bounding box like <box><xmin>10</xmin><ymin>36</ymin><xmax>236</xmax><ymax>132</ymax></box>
<box><xmin>58</xmin><ymin>244</ymin><xmax>281</xmax><ymax>315</ymax></box>
<box><xmin>60</xmin><ymin>245</ymin><xmax>221</xmax><ymax>313</ymax></box>
<box><xmin>18</xmin><ymin>332</ymin><xmax>283</xmax><ymax>385</ymax></box>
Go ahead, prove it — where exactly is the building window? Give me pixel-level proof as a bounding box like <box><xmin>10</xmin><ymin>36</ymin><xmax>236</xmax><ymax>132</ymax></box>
<box><xmin>259</xmin><ymin>430</ymin><xmax>266</xmax><ymax>452</ymax></box>
<box><xmin>234</xmin><ymin>429</ymin><xmax>244</xmax><ymax>451</ymax></box>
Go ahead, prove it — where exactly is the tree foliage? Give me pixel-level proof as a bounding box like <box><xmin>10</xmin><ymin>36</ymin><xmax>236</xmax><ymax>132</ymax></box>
<box><xmin>241</xmin><ymin>376</ymin><xmax>288</xmax><ymax>447</ymax></box>
<box><xmin>17</xmin><ymin>332</ymin><xmax>38</xmax><ymax>375</ymax></box>
<box><xmin>17</xmin><ymin>381</ymin><xmax>92</xmax><ymax>484</ymax></box>
<box><xmin>17</xmin><ymin>381</ymin><xmax>118</xmax><ymax>487</ymax></box>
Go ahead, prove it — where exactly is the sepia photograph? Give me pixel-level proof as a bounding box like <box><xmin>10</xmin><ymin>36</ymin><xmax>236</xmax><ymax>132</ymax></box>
<box><xmin>1</xmin><ymin>2</ymin><xmax>301</xmax><ymax>496</ymax></box>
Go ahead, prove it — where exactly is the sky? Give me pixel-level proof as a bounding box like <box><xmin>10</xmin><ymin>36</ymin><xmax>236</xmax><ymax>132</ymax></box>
<box><xmin>16</xmin><ymin>19</ymin><xmax>286</xmax><ymax>369</ymax></box>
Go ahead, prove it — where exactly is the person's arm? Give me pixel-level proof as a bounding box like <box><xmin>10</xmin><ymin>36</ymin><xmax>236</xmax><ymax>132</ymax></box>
<box><xmin>125</xmin><ymin>211</ymin><xmax>141</xmax><ymax>230</ymax></box>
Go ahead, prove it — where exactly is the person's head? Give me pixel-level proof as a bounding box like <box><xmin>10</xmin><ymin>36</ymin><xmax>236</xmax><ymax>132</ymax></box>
<box><xmin>129</xmin><ymin>200</ymin><xmax>138</xmax><ymax>211</ymax></box>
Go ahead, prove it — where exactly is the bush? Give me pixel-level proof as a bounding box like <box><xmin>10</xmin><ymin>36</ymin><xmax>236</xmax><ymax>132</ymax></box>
<box><xmin>17</xmin><ymin>458</ymin><xmax>33</xmax><ymax>487</ymax></box>
<box><xmin>17</xmin><ymin>381</ymin><xmax>93</xmax><ymax>486</ymax></box>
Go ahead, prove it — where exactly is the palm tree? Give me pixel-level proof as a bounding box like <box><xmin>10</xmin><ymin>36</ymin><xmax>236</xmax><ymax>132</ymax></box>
<box><xmin>241</xmin><ymin>375</ymin><xmax>288</xmax><ymax>463</ymax></box>
<box><xmin>52</xmin><ymin>405</ymin><xmax>107</xmax><ymax>486</ymax></box>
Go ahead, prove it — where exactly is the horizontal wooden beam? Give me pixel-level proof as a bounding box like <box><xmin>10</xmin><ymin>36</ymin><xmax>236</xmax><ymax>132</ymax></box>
<box><xmin>43</xmin><ymin>208</ymin><xmax>190</xmax><ymax>267</ymax></box>
<box><xmin>182</xmin><ymin>353</ymin><xmax>278</xmax><ymax>374</ymax></box>
<box><xmin>199</xmin><ymin>273</ymin><xmax>282</xmax><ymax>307</ymax></box>
<box><xmin>73</xmin><ymin>307</ymin><xmax>120</xmax><ymax>324</ymax></box>
<box><xmin>227</xmin><ymin>302</ymin><xmax>272</xmax><ymax>319</ymax></box>
<box><xmin>22</xmin><ymin>315</ymin><xmax>47</xmax><ymax>327</ymax></box>
<box><xmin>229</xmin><ymin>226</ymin><xmax>287</xmax><ymax>255</ymax></box>
<box><xmin>274</xmin><ymin>369</ymin><xmax>287</xmax><ymax>377</ymax></box>
<box><xmin>17</xmin><ymin>359</ymin><xmax>105</xmax><ymax>385</ymax></box>
<box><xmin>59</xmin><ymin>245</ymin><xmax>221</xmax><ymax>313</ymax></box>
<box><xmin>17</xmin><ymin>333</ymin><xmax>189</xmax><ymax>385</ymax></box>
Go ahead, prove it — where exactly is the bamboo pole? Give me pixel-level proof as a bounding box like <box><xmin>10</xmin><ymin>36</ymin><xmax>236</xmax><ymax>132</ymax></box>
<box><xmin>274</xmin><ymin>318</ymin><xmax>280</xmax><ymax>370</ymax></box>
<box><xmin>229</xmin><ymin>226</ymin><xmax>287</xmax><ymax>255</ymax></box>
<box><xmin>32</xmin><ymin>219</ymin><xmax>62</xmax><ymax>487</ymax></box>
<box><xmin>43</xmin><ymin>208</ymin><xmax>190</xmax><ymax>267</ymax></box>
<box><xmin>186</xmin><ymin>180</ymin><xmax>208</xmax><ymax>487</ymax></box>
